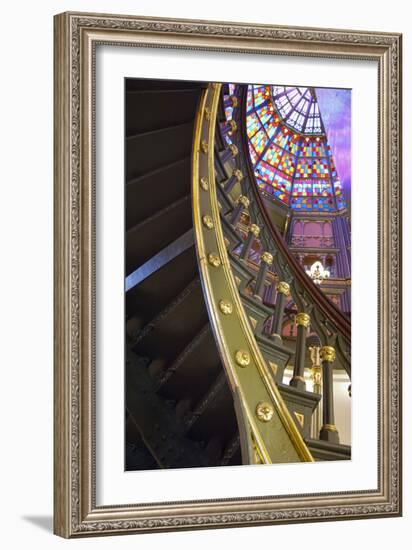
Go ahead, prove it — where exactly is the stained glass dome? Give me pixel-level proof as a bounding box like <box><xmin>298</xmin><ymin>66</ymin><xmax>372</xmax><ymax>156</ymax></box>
<box><xmin>246</xmin><ymin>85</ymin><xmax>346</xmax><ymax>212</ymax></box>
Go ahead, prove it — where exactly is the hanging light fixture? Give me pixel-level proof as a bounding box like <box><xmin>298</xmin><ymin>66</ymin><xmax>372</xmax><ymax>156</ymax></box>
<box><xmin>306</xmin><ymin>260</ymin><xmax>330</xmax><ymax>285</ymax></box>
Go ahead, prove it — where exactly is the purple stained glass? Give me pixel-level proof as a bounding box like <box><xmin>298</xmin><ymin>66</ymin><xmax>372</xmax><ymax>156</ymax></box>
<box><xmin>246</xmin><ymin>84</ymin><xmax>350</xmax><ymax>212</ymax></box>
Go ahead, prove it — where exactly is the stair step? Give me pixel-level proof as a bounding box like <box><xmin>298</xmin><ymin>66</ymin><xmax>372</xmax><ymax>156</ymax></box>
<box><xmin>239</xmin><ymin>290</ymin><xmax>273</xmax><ymax>335</ymax></box>
<box><xmin>277</xmin><ymin>383</ymin><xmax>321</xmax><ymax>439</ymax></box>
<box><xmin>305</xmin><ymin>438</ymin><xmax>351</xmax><ymax>461</ymax></box>
<box><xmin>126</xmin><ymin>194</ymin><xmax>192</xmax><ymax>275</ymax></box>
<box><xmin>214</xmin><ymin>145</ymin><xmax>232</xmax><ymax>181</ymax></box>
<box><xmin>227</xmin><ymin>254</ymin><xmax>255</xmax><ymax>292</ymax></box>
<box><xmin>132</xmin><ymin>278</ymin><xmax>209</xmax><ymax>363</ymax></box>
<box><xmin>254</xmin><ymin>332</ymin><xmax>293</xmax><ymax>382</ymax></box>
<box><xmin>126</xmin><ymin>157</ymin><xmax>191</xmax><ymax>230</ymax></box>
<box><xmin>157</xmin><ymin>325</ymin><xmax>222</xmax><ymax>404</ymax></box>
<box><xmin>126</xmin><ymin>121</ymin><xmax>195</xmax><ymax>181</ymax></box>
<box><xmin>126</xmin><ymin>346</ymin><xmax>209</xmax><ymax>469</ymax></box>
<box><xmin>126</xmin><ymin>229</ymin><xmax>194</xmax><ymax>292</ymax></box>
<box><xmin>126</xmin><ymin>244</ymin><xmax>197</xmax><ymax>321</ymax></box>
<box><xmin>184</xmin><ymin>374</ymin><xmax>237</xmax><ymax>445</ymax></box>
<box><xmin>220</xmin><ymin>216</ymin><xmax>242</xmax><ymax>253</ymax></box>
<box><xmin>216</xmin><ymin>181</ymin><xmax>235</xmax><ymax>216</ymax></box>
<box><xmin>126</xmin><ymin>89</ymin><xmax>201</xmax><ymax>136</ymax></box>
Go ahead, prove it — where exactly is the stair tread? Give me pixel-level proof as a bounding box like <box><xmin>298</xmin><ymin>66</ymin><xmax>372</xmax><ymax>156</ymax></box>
<box><xmin>126</xmin><ymin>158</ymin><xmax>191</xmax><ymax>230</ymax></box>
<box><xmin>126</xmin><ymin>121</ymin><xmax>195</xmax><ymax>180</ymax></box>
<box><xmin>157</xmin><ymin>325</ymin><xmax>222</xmax><ymax>404</ymax></box>
<box><xmin>126</xmin><ymin>346</ymin><xmax>209</xmax><ymax>469</ymax></box>
<box><xmin>126</xmin><ymin>120</ymin><xmax>194</xmax><ymax>141</ymax></box>
<box><xmin>131</xmin><ymin>278</ymin><xmax>208</xmax><ymax>362</ymax></box>
<box><xmin>126</xmin><ymin>156</ymin><xmax>190</xmax><ymax>187</ymax></box>
<box><xmin>126</xmin><ymin>245</ymin><xmax>197</xmax><ymax>321</ymax></box>
<box><xmin>126</xmin><ymin>89</ymin><xmax>201</xmax><ymax>135</ymax></box>
<box><xmin>126</xmin><ymin>195</ymin><xmax>192</xmax><ymax>275</ymax></box>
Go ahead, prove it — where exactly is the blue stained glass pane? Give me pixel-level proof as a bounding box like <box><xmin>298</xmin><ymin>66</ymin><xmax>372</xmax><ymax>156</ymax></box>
<box><xmin>312</xmin><ymin>159</ymin><xmax>329</xmax><ymax>177</ymax></box>
<box><xmin>255</xmin><ymin>161</ymin><xmax>275</xmax><ymax>184</ymax></box>
<box><xmin>313</xmin><ymin>181</ymin><xmax>333</xmax><ymax>196</ymax></box>
<box><xmin>336</xmin><ymin>194</ymin><xmax>346</xmax><ymax>209</ymax></box>
<box><xmin>248</xmin><ymin>143</ymin><xmax>258</xmax><ymax>165</ymax></box>
<box><xmin>256</xmin><ymin>104</ymin><xmax>272</xmax><ymax>126</ymax></box>
<box><xmin>296</xmin><ymin>159</ymin><xmax>312</xmax><ymax>178</ymax></box>
<box><xmin>247</xmin><ymin>86</ymin><xmax>254</xmax><ymax>112</ymax></box>
<box><xmin>254</xmin><ymin>86</ymin><xmax>268</xmax><ymax>108</ymax></box>
<box><xmin>263</xmin><ymin>143</ymin><xmax>283</xmax><ymax>167</ymax></box>
<box><xmin>247</xmin><ymin>112</ymin><xmax>262</xmax><ymax>136</ymax></box>
<box><xmin>250</xmin><ymin>130</ymin><xmax>268</xmax><ymax>155</ymax></box>
<box><xmin>272</xmin><ymin>171</ymin><xmax>292</xmax><ymax>193</ymax></box>
<box><xmin>292</xmin><ymin>181</ymin><xmax>312</xmax><ymax>196</ymax></box>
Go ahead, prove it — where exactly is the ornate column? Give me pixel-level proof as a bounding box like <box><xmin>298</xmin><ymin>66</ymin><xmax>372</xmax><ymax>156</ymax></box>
<box><xmin>230</xmin><ymin>195</ymin><xmax>250</xmax><ymax>226</ymax></box>
<box><xmin>271</xmin><ymin>281</ymin><xmax>290</xmax><ymax>340</ymax></box>
<box><xmin>319</xmin><ymin>345</ymin><xmax>340</xmax><ymax>443</ymax></box>
<box><xmin>239</xmin><ymin>223</ymin><xmax>260</xmax><ymax>262</ymax></box>
<box><xmin>224</xmin><ymin>168</ymin><xmax>243</xmax><ymax>193</ymax></box>
<box><xmin>290</xmin><ymin>313</ymin><xmax>310</xmax><ymax>391</ymax></box>
<box><xmin>254</xmin><ymin>252</ymin><xmax>273</xmax><ymax>301</ymax></box>
<box><xmin>220</xmin><ymin>143</ymin><xmax>239</xmax><ymax>164</ymax></box>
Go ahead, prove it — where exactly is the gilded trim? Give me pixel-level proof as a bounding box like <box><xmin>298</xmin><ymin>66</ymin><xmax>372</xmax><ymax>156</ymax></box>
<box><xmin>192</xmin><ymin>84</ymin><xmax>314</xmax><ymax>464</ymax></box>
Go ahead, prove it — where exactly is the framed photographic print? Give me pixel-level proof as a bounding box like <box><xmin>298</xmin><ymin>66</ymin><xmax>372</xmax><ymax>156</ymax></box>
<box><xmin>53</xmin><ymin>11</ymin><xmax>402</xmax><ymax>538</ymax></box>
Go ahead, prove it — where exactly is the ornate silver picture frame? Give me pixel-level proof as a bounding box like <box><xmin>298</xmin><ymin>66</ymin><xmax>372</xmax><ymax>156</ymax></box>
<box><xmin>54</xmin><ymin>11</ymin><xmax>402</xmax><ymax>538</ymax></box>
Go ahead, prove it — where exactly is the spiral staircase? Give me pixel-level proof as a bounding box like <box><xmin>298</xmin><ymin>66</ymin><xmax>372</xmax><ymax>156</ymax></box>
<box><xmin>125</xmin><ymin>79</ymin><xmax>351</xmax><ymax>470</ymax></box>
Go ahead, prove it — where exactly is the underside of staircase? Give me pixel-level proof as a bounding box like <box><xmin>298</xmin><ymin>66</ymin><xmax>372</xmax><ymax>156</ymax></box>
<box><xmin>125</xmin><ymin>80</ymin><xmax>241</xmax><ymax>469</ymax></box>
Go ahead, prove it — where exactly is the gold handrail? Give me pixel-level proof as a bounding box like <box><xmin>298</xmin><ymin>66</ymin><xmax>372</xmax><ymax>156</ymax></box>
<box><xmin>192</xmin><ymin>83</ymin><xmax>313</xmax><ymax>464</ymax></box>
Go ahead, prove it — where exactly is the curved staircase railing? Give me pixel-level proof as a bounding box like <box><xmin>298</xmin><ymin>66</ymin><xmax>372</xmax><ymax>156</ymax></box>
<box><xmin>192</xmin><ymin>83</ymin><xmax>314</xmax><ymax>464</ymax></box>
<box><xmin>207</xmin><ymin>83</ymin><xmax>351</xmax><ymax>458</ymax></box>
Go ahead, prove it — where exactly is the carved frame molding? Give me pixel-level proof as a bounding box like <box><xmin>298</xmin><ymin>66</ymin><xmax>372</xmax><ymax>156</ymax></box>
<box><xmin>54</xmin><ymin>11</ymin><xmax>402</xmax><ymax>537</ymax></box>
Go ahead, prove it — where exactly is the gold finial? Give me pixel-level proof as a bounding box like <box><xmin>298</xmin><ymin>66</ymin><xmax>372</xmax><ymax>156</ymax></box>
<box><xmin>207</xmin><ymin>253</ymin><xmax>221</xmax><ymax>268</ymax></box>
<box><xmin>229</xmin><ymin>144</ymin><xmax>238</xmax><ymax>157</ymax></box>
<box><xmin>277</xmin><ymin>281</ymin><xmax>290</xmax><ymax>296</ymax></box>
<box><xmin>235</xmin><ymin>349</ymin><xmax>250</xmax><ymax>368</ymax></box>
<box><xmin>199</xmin><ymin>177</ymin><xmax>209</xmax><ymax>191</ymax></box>
<box><xmin>201</xmin><ymin>140</ymin><xmax>209</xmax><ymax>154</ymax></box>
<box><xmin>233</xmin><ymin>168</ymin><xmax>243</xmax><ymax>181</ymax></box>
<box><xmin>260</xmin><ymin>251</ymin><xmax>273</xmax><ymax>265</ymax></box>
<box><xmin>228</xmin><ymin>119</ymin><xmax>237</xmax><ymax>133</ymax></box>
<box><xmin>256</xmin><ymin>402</ymin><xmax>274</xmax><ymax>423</ymax></box>
<box><xmin>202</xmin><ymin>215</ymin><xmax>214</xmax><ymax>230</ymax></box>
<box><xmin>320</xmin><ymin>345</ymin><xmax>336</xmax><ymax>363</ymax></box>
<box><xmin>237</xmin><ymin>195</ymin><xmax>250</xmax><ymax>208</ymax></box>
<box><xmin>229</xmin><ymin>95</ymin><xmax>238</xmax><ymax>108</ymax></box>
<box><xmin>322</xmin><ymin>423</ymin><xmax>338</xmax><ymax>432</ymax></box>
<box><xmin>219</xmin><ymin>299</ymin><xmax>233</xmax><ymax>315</ymax></box>
<box><xmin>249</xmin><ymin>224</ymin><xmax>260</xmax><ymax>238</ymax></box>
<box><xmin>295</xmin><ymin>312</ymin><xmax>311</xmax><ymax>328</ymax></box>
